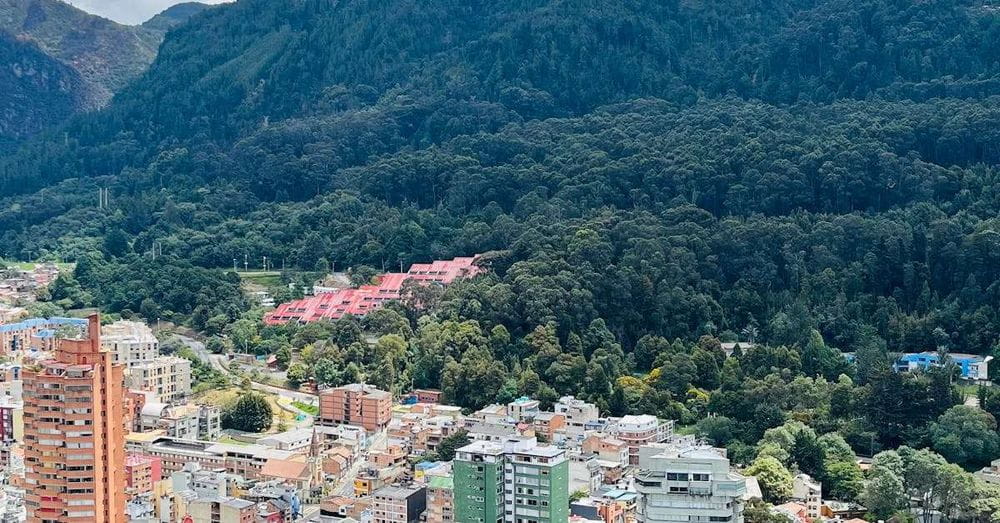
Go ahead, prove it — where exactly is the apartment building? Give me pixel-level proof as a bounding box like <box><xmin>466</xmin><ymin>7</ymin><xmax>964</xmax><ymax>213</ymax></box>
<box><xmin>128</xmin><ymin>356</ymin><xmax>192</xmax><ymax>403</ymax></box>
<box><xmin>0</xmin><ymin>316</ymin><xmax>87</xmax><ymax>354</ymax></box>
<box><xmin>555</xmin><ymin>396</ymin><xmax>601</xmax><ymax>440</ymax></box>
<box><xmin>138</xmin><ymin>403</ymin><xmax>220</xmax><ymax>440</ymax></box>
<box><xmin>634</xmin><ymin>444</ymin><xmax>748</xmax><ymax>523</ymax></box>
<box><xmin>508</xmin><ymin>397</ymin><xmax>541</xmax><ymax>422</ymax></box>
<box><xmin>372</xmin><ymin>485</ymin><xmax>427</xmax><ymax>523</ymax></box>
<box><xmin>318</xmin><ymin>383</ymin><xmax>392</xmax><ymax>431</ymax></box>
<box><xmin>792</xmin><ymin>474</ymin><xmax>822</xmax><ymax>520</ymax></box>
<box><xmin>454</xmin><ymin>437</ymin><xmax>569</xmax><ymax>523</ymax></box>
<box><xmin>609</xmin><ymin>415</ymin><xmax>673</xmax><ymax>465</ymax></box>
<box><xmin>22</xmin><ymin>314</ymin><xmax>127</xmax><ymax>522</ymax></box>
<box><xmin>425</xmin><ymin>475</ymin><xmax>454</xmax><ymax>523</ymax></box>
<box><xmin>124</xmin><ymin>454</ymin><xmax>162</xmax><ymax>499</ymax></box>
<box><xmin>100</xmin><ymin>320</ymin><xmax>159</xmax><ymax>367</ymax></box>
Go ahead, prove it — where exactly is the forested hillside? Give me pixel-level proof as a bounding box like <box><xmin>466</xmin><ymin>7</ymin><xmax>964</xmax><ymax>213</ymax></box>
<box><xmin>0</xmin><ymin>0</ymin><xmax>211</xmax><ymax>142</ymax></box>
<box><xmin>2</xmin><ymin>0</ymin><xmax>1000</xmax><ymax>359</ymax></box>
<box><xmin>0</xmin><ymin>30</ymin><xmax>83</xmax><ymax>144</ymax></box>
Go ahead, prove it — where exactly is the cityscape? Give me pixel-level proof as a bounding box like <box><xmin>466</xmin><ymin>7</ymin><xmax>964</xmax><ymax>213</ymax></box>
<box><xmin>1</xmin><ymin>0</ymin><xmax>999</xmax><ymax>522</ymax></box>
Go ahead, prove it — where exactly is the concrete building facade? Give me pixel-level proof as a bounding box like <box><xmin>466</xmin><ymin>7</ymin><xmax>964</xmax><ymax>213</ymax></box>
<box><xmin>100</xmin><ymin>320</ymin><xmax>159</xmax><ymax>367</ymax></box>
<box><xmin>609</xmin><ymin>415</ymin><xmax>673</xmax><ymax>465</ymax></box>
<box><xmin>372</xmin><ymin>485</ymin><xmax>427</xmax><ymax>523</ymax></box>
<box><xmin>634</xmin><ymin>444</ymin><xmax>747</xmax><ymax>523</ymax></box>
<box><xmin>555</xmin><ymin>396</ymin><xmax>601</xmax><ymax>440</ymax></box>
<box><xmin>128</xmin><ymin>356</ymin><xmax>192</xmax><ymax>404</ymax></box>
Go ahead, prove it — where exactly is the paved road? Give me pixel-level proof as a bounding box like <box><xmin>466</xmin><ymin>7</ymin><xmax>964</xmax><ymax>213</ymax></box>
<box><xmin>177</xmin><ymin>334</ymin><xmax>318</xmax><ymax>402</ymax></box>
<box><xmin>331</xmin><ymin>429</ymin><xmax>389</xmax><ymax>497</ymax></box>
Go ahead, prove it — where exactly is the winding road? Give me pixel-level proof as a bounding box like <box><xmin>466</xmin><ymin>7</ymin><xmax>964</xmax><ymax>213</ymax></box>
<box><xmin>175</xmin><ymin>334</ymin><xmax>318</xmax><ymax>426</ymax></box>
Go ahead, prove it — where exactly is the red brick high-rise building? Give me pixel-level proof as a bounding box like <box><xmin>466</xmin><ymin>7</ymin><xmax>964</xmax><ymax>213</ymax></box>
<box><xmin>22</xmin><ymin>314</ymin><xmax>127</xmax><ymax>522</ymax></box>
<box><xmin>318</xmin><ymin>383</ymin><xmax>392</xmax><ymax>432</ymax></box>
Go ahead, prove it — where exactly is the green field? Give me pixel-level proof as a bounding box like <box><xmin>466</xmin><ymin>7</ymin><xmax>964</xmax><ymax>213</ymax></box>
<box><xmin>292</xmin><ymin>401</ymin><xmax>319</xmax><ymax>416</ymax></box>
<box><xmin>237</xmin><ymin>271</ymin><xmax>283</xmax><ymax>287</ymax></box>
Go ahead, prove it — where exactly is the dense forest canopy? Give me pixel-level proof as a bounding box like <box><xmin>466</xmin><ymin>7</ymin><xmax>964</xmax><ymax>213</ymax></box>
<box><xmin>1</xmin><ymin>0</ymin><xmax>999</xmax><ymax>358</ymax></box>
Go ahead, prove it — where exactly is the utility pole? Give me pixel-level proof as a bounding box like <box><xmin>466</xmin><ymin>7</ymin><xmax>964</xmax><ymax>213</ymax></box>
<box><xmin>263</xmin><ymin>256</ymin><xmax>267</xmax><ymax>272</ymax></box>
<box><xmin>233</xmin><ymin>258</ymin><xmax>237</xmax><ymax>273</ymax></box>
<box><xmin>244</xmin><ymin>254</ymin><xmax>248</xmax><ymax>272</ymax></box>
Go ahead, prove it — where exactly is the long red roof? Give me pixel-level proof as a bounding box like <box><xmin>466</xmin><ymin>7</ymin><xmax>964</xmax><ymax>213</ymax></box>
<box><xmin>264</xmin><ymin>255</ymin><xmax>483</xmax><ymax>325</ymax></box>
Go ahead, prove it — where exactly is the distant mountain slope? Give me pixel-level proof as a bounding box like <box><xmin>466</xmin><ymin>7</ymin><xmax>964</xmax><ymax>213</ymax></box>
<box><xmin>0</xmin><ymin>0</ymin><xmax>209</xmax><ymax>142</ymax></box>
<box><xmin>0</xmin><ymin>30</ymin><xmax>82</xmax><ymax>142</ymax></box>
<box><xmin>141</xmin><ymin>2</ymin><xmax>210</xmax><ymax>33</ymax></box>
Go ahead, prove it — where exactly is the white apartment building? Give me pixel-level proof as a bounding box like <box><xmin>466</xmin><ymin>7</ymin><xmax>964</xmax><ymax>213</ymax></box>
<box><xmin>792</xmin><ymin>474</ymin><xmax>822</xmax><ymax>520</ymax></box>
<box><xmin>139</xmin><ymin>403</ymin><xmax>221</xmax><ymax>440</ymax></box>
<box><xmin>507</xmin><ymin>397</ymin><xmax>541</xmax><ymax>422</ymax></box>
<box><xmin>101</xmin><ymin>320</ymin><xmax>159</xmax><ymax>366</ymax></box>
<box><xmin>555</xmin><ymin>396</ymin><xmax>600</xmax><ymax>440</ymax></box>
<box><xmin>129</xmin><ymin>355</ymin><xmax>192</xmax><ymax>403</ymax></box>
<box><xmin>635</xmin><ymin>444</ymin><xmax>748</xmax><ymax>523</ymax></box>
<box><xmin>609</xmin><ymin>415</ymin><xmax>673</xmax><ymax>465</ymax></box>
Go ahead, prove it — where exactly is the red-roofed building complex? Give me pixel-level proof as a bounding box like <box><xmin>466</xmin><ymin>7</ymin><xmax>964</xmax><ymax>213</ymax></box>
<box><xmin>264</xmin><ymin>255</ymin><xmax>483</xmax><ymax>325</ymax></box>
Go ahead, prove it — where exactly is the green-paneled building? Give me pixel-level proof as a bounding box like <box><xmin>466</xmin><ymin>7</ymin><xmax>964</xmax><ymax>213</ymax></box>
<box><xmin>453</xmin><ymin>437</ymin><xmax>569</xmax><ymax>523</ymax></box>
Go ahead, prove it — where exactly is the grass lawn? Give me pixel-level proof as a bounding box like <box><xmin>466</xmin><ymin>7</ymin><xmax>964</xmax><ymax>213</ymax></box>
<box><xmin>292</xmin><ymin>401</ymin><xmax>319</xmax><ymax>416</ymax></box>
<box><xmin>238</xmin><ymin>271</ymin><xmax>283</xmax><ymax>287</ymax></box>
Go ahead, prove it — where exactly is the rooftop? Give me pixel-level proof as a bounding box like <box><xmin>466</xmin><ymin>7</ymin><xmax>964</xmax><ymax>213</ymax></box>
<box><xmin>260</xmin><ymin>458</ymin><xmax>309</xmax><ymax>481</ymax></box>
<box><xmin>373</xmin><ymin>485</ymin><xmax>424</xmax><ymax>499</ymax></box>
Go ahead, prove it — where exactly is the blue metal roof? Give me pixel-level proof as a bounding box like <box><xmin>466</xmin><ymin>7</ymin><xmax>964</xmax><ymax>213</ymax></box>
<box><xmin>0</xmin><ymin>317</ymin><xmax>87</xmax><ymax>333</ymax></box>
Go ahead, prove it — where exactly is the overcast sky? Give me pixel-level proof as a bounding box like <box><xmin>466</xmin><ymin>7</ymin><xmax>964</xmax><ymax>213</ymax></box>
<box><xmin>65</xmin><ymin>0</ymin><xmax>233</xmax><ymax>25</ymax></box>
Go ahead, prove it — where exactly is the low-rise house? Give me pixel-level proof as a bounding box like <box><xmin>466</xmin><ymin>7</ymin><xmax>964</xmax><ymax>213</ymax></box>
<box><xmin>533</xmin><ymin>411</ymin><xmax>566</xmax><ymax>441</ymax></box>
<box><xmin>370</xmin><ymin>444</ymin><xmax>407</xmax><ymax>468</ymax></box>
<box><xmin>773</xmin><ymin>502</ymin><xmax>809</xmax><ymax>523</ymax></box>
<box><xmin>582</xmin><ymin>432</ymin><xmax>630</xmax><ymax>466</ymax></box>
<box><xmin>414</xmin><ymin>389</ymin><xmax>442</xmax><ymax>404</ymax></box>
<box><xmin>259</xmin><ymin>428</ymin><xmax>316</xmax><ymax>452</ymax></box>
<box><xmin>260</xmin><ymin>458</ymin><xmax>317</xmax><ymax>494</ymax></box>
<box><xmin>571</xmin><ymin>493</ymin><xmax>632</xmax><ymax>523</ymax></box>
<box><xmin>322</xmin><ymin>445</ymin><xmax>355</xmax><ymax>478</ymax></box>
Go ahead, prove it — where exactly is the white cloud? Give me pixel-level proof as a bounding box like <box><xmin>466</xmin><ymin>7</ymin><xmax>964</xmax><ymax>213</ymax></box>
<box><xmin>64</xmin><ymin>0</ymin><xmax>233</xmax><ymax>25</ymax></box>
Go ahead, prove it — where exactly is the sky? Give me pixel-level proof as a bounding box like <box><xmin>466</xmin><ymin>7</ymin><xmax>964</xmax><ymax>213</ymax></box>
<box><xmin>64</xmin><ymin>0</ymin><xmax>233</xmax><ymax>25</ymax></box>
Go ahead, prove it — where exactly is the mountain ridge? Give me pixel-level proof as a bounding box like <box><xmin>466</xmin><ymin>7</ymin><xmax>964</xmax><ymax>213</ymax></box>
<box><xmin>0</xmin><ymin>0</ymin><xmax>211</xmax><ymax>142</ymax></box>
